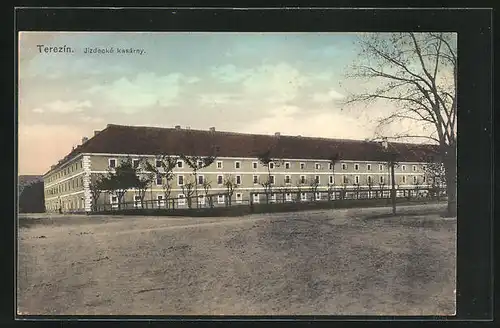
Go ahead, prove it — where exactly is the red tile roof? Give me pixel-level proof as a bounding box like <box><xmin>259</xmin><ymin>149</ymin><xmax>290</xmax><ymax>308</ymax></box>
<box><xmin>45</xmin><ymin>124</ymin><xmax>441</xmax><ymax>175</ymax></box>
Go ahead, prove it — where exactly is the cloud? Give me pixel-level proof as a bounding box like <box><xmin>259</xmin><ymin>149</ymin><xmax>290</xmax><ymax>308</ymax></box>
<box><xmin>241</xmin><ymin>62</ymin><xmax>309</xmax><ymax>104</ymax></box>
<box><xmin>33</xmin><ymin>100</ymin><xmax>93</xmax><ymax>114</ymax></box>
<box><xmin>185</xmin><ymin>76</ymin><xmax>201</xmax><ymax>84</ymax></box>
<box><xmin>210</xmin><ymin>64</ymin><xmax>252</xmax><ymax>83</ymax></box>
<box><xmin>311</xmin><ymin>89</ymin><xmax>345</xmax><ymax>103</ymax></box>
<box><xmin>87</xmin><ymin>72</ymin><xmax>183</xmax><ymax>110</ymax></box>
<box><xmin>199</xmin><ymin>93</ymin><xmax>241</xmax><ymax>107</ymax></box>
<box><xmin>243</xmin><ymin>108</ymin><xmax>372</xmax><ymax>140</ymax></box>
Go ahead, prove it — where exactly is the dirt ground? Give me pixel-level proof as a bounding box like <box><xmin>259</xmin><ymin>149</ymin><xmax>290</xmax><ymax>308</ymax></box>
<box><xmin>17</xmin><ymin>204</ymin><xmax>456</xmax><ymax>316</ymax></box>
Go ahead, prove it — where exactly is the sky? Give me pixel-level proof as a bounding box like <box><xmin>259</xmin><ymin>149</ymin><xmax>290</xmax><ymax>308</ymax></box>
<box><xmin>18</xmin><ymin>32</ymin><xmax>433</xmax><ymax>175</ymax></box>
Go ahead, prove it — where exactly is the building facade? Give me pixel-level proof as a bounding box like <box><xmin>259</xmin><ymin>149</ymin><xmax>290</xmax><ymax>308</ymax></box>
<box><xmin>43</xmin><ymin>124</ymin><xmax>441</xmax><ymax>212</ymax></box>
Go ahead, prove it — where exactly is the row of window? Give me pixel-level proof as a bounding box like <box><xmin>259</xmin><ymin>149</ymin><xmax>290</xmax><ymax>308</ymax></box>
<box><xmin>47</xmin><ymin>161</ymin><xmax>83</xmax><ymax>183</ymax></box>
<box><xmin>46</xmin><ymin>176</ymin><xmax>84</xmax><ymax>195</ymax></box>
<box><xmin>166</xmin><ymin>173</ymin><xmax>427</xmax><ymax>186</ymax></box>
<box><xmin>108</xmin><ymin>158</ymin><xmax>425</xmax><ymax>172</ymax></box>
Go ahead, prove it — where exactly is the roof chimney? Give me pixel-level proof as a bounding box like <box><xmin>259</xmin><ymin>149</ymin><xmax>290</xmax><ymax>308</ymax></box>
<box><xmin>275</xmin><ymin>132</ymin><xmax>281</xmax><ymax>137</ymax></box>
<box><xmin>209</xmin><ymin>127</ymin><xmax>216</xmax><ymax>132</ymax></box>
<box><xmin>81</xmin><ymin>137</ymin><xmax>89</xmax><ymax>144</ymax></box>
<box><xmin>175</xmin><ymin>125</ymin><xmax>181</xmax><ymax>130</ymax></box>
<box><xmin>381</xmin><ymin>137</ymin><xmax>388</xmax><ymax>149</ymax></box>
<box><xmin>94</xmin><ymin>130</ymin><xmax>100</xmax><ymax>136</ymax></box>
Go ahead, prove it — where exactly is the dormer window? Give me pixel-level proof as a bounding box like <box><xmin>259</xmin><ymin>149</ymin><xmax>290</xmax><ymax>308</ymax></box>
<box><xmin>235</xmin><ymin>161</ymin><xmax>241</xmax><ymax>169</ymax></box>
<box><xmin>177</xmin><ymin>160</ymin><xmax>184</xmax><ymax>168</ymax></box>
<box><xmin>109</xmin><ymin>158</ymin><xmax>116</xmax><ymax>168</ymax></box>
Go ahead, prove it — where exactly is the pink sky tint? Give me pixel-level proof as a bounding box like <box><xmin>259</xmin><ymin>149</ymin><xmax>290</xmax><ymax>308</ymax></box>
<box><xmin>18</xmin><ymin>124</ymin><xmax>87</xmax><ymax>175</ymax></box>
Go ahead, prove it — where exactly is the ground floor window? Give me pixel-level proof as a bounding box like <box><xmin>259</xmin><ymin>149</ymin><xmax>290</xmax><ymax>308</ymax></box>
<box><xmin>110</xmin><ymin>195</ymin><xmax>118</xmax><ymax>209</ymax></box>
<box><xmin>157</xmin><ymin>194</ymin><xmax>165</xmax><ymax>207</ymax></box>
<box><xmin>178</xmin><ymin>194</ymin><xmax>186</xmax><ymax>206</ymax></box>
<box><xmin>301</xmin><ymin>192</ymin><xmax>307</xmax><ymax>201</ymax></box>
<box><xmin>252</xmin><ymin>193</ymin><xmax>260</xmax><ymax>203</ymax></box>
<box><xmin>269</xmin><ymin>193</ymin><xmax>276</xmax><ymax>203</ymax></box>
<box><xmin>315</xmin><ymin>192</ymin><xmax>321</xmax><ymax>201</ymax></box>
<box><xmin>285</xmin><ymin>193</ymin><xmax>292</xmax><ymax>202</ymax></box>
<box><xmin>134</xmin><ymin>195</ymin><xmax>142</xmax><ymax>208</ymax></box>
<box><xmin>198</xmin><ymin>195</ymin><xmax>205</xmax><ymax>205</ymax></box>
<box><xmin>217</xmin><ymin>194</ymin><xmax>225</xmax><ymax>204</ymax></box>
<box><xmin>235</xmin><ymin>193</ymin><xmax>242</xmax><ymax>204</ymax></box>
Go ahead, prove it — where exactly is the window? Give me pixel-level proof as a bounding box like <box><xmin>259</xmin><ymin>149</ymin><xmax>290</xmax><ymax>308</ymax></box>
<box><xmin>269</xmin><ymin>162</ymin><xmax>275</xmax><ymax>169</ymax></box>
<box><xmin>380</xmin><ymin>176</ymin><xmax>384</xmax><ymax>184</ymax></box>
<box><xmin>270</xmin><ymin>175</ymin><xmax>275</xmax><ymax>184</ymax></box>
<box><xmin>285</xmin><ymin>193</ymin><xmax>292</xmax><ymax>202</ymax></box>
<box><xmin>300</xmin><ymin>162</ymin><xmax>305</xmax><ymax>170</ymax></box>
<box><xmin>354</xmin><ymin>164</ymin><xmax>359</xmax><ymax>171</ymax></box>
<box><xmin>285</xmin><ymin>162</ymin><xmax>290</xmax><ymax>169</ymax></box>
<box><xmin>217</xmin><ymin>194</ymin><xmax>225</xmax><ymax>204</ymax></box>
<box><xmin>422</xmin><ymin>165</ymin><xmax>427</xmax><ymax>171</ymax></box>
<box><xmin>379</xmin><ymin>164</ymin><xmax>384</xmax><ymax>171</ymax></box>
<box><xmin>252</xmin><ymin>193</ymin><xmax>260</xmax><ymax>203</ymax></box>
<box><xmin>134</xmin><ymin>195</ymin><xmax>142</xmax><ymax>208</ymax></box>
<box><xmin>402</xmin><ymin>176</ymin><xmax>407</xmax><ymax>183</ymax></box>
<box><xmin>157</xmin><ymin>194</ymin><xmax>165</xmax><ymax>207</ymax></box>
<box><xmin>329</xmin><ymin>175</ymin><xmax>334</xmax><ymax>184</ymax></box>
<box><xmin>252</xmin><ymin>162</ymin><xmax>258</xmax><ymax>169</ymax></box>
<box><xmin>109</xmin><ymin>158</ymin><xmax>116</xmax><ymax>168</ymax></box>
<box><xmin>315</xmin><ymin>163</ymin><xmax>321</xmax><ymax>170</ymax></box>
<box><xmin>236</xmin><ymin>175</ymin><xmax>241</xmax><ymax>185</ymax></box>
<box><xmin>198</xmin><ymin>195</ymin><xmax>205</xmax><ymax>205</ymax></box>
<box><xmin>315</xmin><ymin>175</ymin><xmax>320</xmax><ymax>184</ymax></box>
<box><xmin>178</xmin><ymin>175</ymin><xmax>184</xmax><ymax>186</ymax></box>
<box><xmin>110</xmin><ymin>195</ymin><xmax>118</xmax><ymax>208</ymax></box>
<box><xmin>270</xmin><ymin>194</ymin><xmax>276</xmax><ymax>203</ymax></box>
<box><xmin>177</xmin><ymin>160</ymin><xmax>184</xmax><ymax>168</ymax></box>
<box><xmin>178</xmin><ymin>194</ymin><xmax>186</xmax><ymax>206</ymax></box>
<box><xmin>132</xmin><ymin>159</ymin><xmax>140</xmax><ymax>169</ymax></box>
<box><xmin>412</xmin><ymin>165</ymin><xmax>417</xmax><ymax>172</ymax></box>
<box><xmin>217</xmin><ymin>175</ymin><xmax>223</xmax><ymax>185</ymax></box>
<box><xmin>355</xmin><ymin>176</ymin><xmax>359</xmax><ymax>184</ymax></box>
<box><xmin>198</xmin><ymin>175</ymin><xmax>204</xmax><ymax>185</ymax></box>
<box><xmin>423</xmin><ymin>176</ymin><xmax>426</xmax><ymax>183</ymax></box>
<box><xmin>197</xmin><ymin>160</ymin><xmax>204</xmax><ymax>168</ymax></box>
<box><xmin>402</xmin><ymin>165</ymin><xmax>406</xmax><ymax>171</ymax></box>
<box><xmin>300</xmin><ymin>175</ymin><xmax>306</xmax><ymax>184</ymax></box>
<box><xmin>253</xmin><ymin>175</ymin><xmax>258</xmax><ymax>184</ymax></box>
<box><xmin>300</xmin><ymin>193</ymin><xmax>307</xmax><ymax>201</ymax></box>
<box><xmin>216</xmin><ymin>161</ymin><xmax>223</xmax><ymax>169</ymax></box>
<box><xmin>413</xmin><ymin>176</ymin><xmax>417</xmax><ymax>183</ymax></box>
<box><xmin>367</xmin><ymin>176</ymin><xmax>372</xmax><ymax>184</ymax></box>
<box><xmin>343</xmin><ymin>176</ymin><xmax>349</xmax><ymax>184</ymax></box>
<box><xmin>315</xmin><ymin>192</ymin><xmax>321</xmax><ymax>201</ymax></box>
<box><xmin>235</xmin><ymin>161</ymin><xmax>241</xmax><ymax>169</ymax></box>
<box><xmin>235</xmin><ymin>193</ymin><xmax>242</xmax><ymax>204</ymax></box>
<box><xmin>367</xmin><ymin>164</ymin><xmax>372</xmax><ymax>171</ymax></box>
<box><xmin>155</xmin><ymin>160</ymin><xmax>162</xmax><ymax>168</ymax></box>
<box><xmin>285</xmin><ymin>175</ymin><xmax>291</xmax><ymax>184</ymax></box>
<box><xmin>342</xmin><ymin>163</ymin><xmax>347</xmax><ymax>170</ymax></box>
<box><xmin>329</xmin><ymin>163</ymin><xmax>333</xmax><ymax>170</ymax></box>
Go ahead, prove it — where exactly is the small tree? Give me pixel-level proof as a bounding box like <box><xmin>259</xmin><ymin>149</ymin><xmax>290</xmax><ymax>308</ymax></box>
<box><xmin>295</xmin><ymin>180</ymin><xmax>305</xmax><ymax>202</ymax></box>
<box><xmin>328</xmin><ymin>151</ymin><xmax>341</xmax><ymax>200</ymax></box>
<box><xmin>367</xmin><ymin>176</ymin><xmax>374</xmax><ymax>199</ymax></box>
<box><xmin>89</xmin><ymin>173</ymin><xmax>106</xmax><ymax>212</ymax></box>
<box><xmin>223</xmin><ymin>174</ymin><xmax>238</xmax><ymax>206</ymax></box>
<box><xmin>353</xmin><ymin>182</ymin><xmax>361</xmax><ymax>199</ymax></box>
<box><xmin>179</xmin><ymin>154</ymin><xmax>217</xmax><ymax>208</ymax></box>
<box><xmin>106</xmin><ymin>157</ymin><xmax>139</xmax><ymax>210</ymax></box>
<box><xmin>180</xmin><ymin>176</ymin><xmax>196</xmax><ymax>209</ymax></box>
<box><xmin>144</xmin><ymin>155</ymin><xmax>177</xmax><ymax>208</ymax></box>
<box><xmin>257</xmin><ymin>149</ymin><xmax>284</xmax><ymax>200</ymax></box>
<box><xmin>201</xmin><ymin>179</ymin><xmax>213</xmax><ymax>208</ymax></box>
<box><xmin>309</xmin><ymin>177</ymin><xmax>320</xmax><ymax>201</ymax></box>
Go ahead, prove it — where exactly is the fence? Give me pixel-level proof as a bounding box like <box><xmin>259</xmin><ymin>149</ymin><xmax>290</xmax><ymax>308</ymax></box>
<box><xmin>93</xmin><ymin>186</ymin><xmax>447</xmax><ymax>213</ymax></box>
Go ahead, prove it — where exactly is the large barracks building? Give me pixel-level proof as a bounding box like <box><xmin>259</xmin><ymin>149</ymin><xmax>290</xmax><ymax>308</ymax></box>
<box><xmin>43</xmin><ymin>124</ymin><xmax>440</xmax><ymax>212</ymax></box>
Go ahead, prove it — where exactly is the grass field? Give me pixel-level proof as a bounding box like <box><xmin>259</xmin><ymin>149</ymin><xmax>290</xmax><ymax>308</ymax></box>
<box><xmin>17</xmin><ymin>203</ymin><xmax>456</xmax><ymax>316</ymax></box>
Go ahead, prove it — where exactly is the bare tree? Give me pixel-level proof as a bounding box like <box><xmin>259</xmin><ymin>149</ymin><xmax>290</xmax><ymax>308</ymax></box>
<box><xmin>201</xmin><ymin>178</ymin><xmax>212</xmax><ymax>208</ymax></box>
<box><xmin>344</xmin><ymin>32</ymin><xmax>456</xmax><ymax>216</ymax></box>
<box><xmin>144</xmin><ymin>155</ymin><xmax>177</xmax><ymax>208</ymax></box>
<box><xmin>89</xmin><ymin>173</ymin><xmax>106</xmax><ymax>212</ymax></box>
<box><xmin>223</xmin><ymin>174</ymin><xmax>238</xmax><ymax>206</ymax></box>
<box><xmin>179</xmin><ymin>154</ymin><xmax>216</xmax><ymax>208</ymax></box>
<box><xmin>295</xmin><ymin>180</ymin><xmax>305</xmax><ymax>202</ymax></box>
<box><xmin>309</xmin><ymin>177</ymin><xmax>320</xmax><ymax>201</ymax></box>
<box><xmin>180</xmin><ymin>175</ymin><xmax>196</xmax><ymax>209</ymax></box>
<box><xmin>258</xmin><ymin>149</ymin><xmax>284</xmax><ymax>200</ymax></box>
